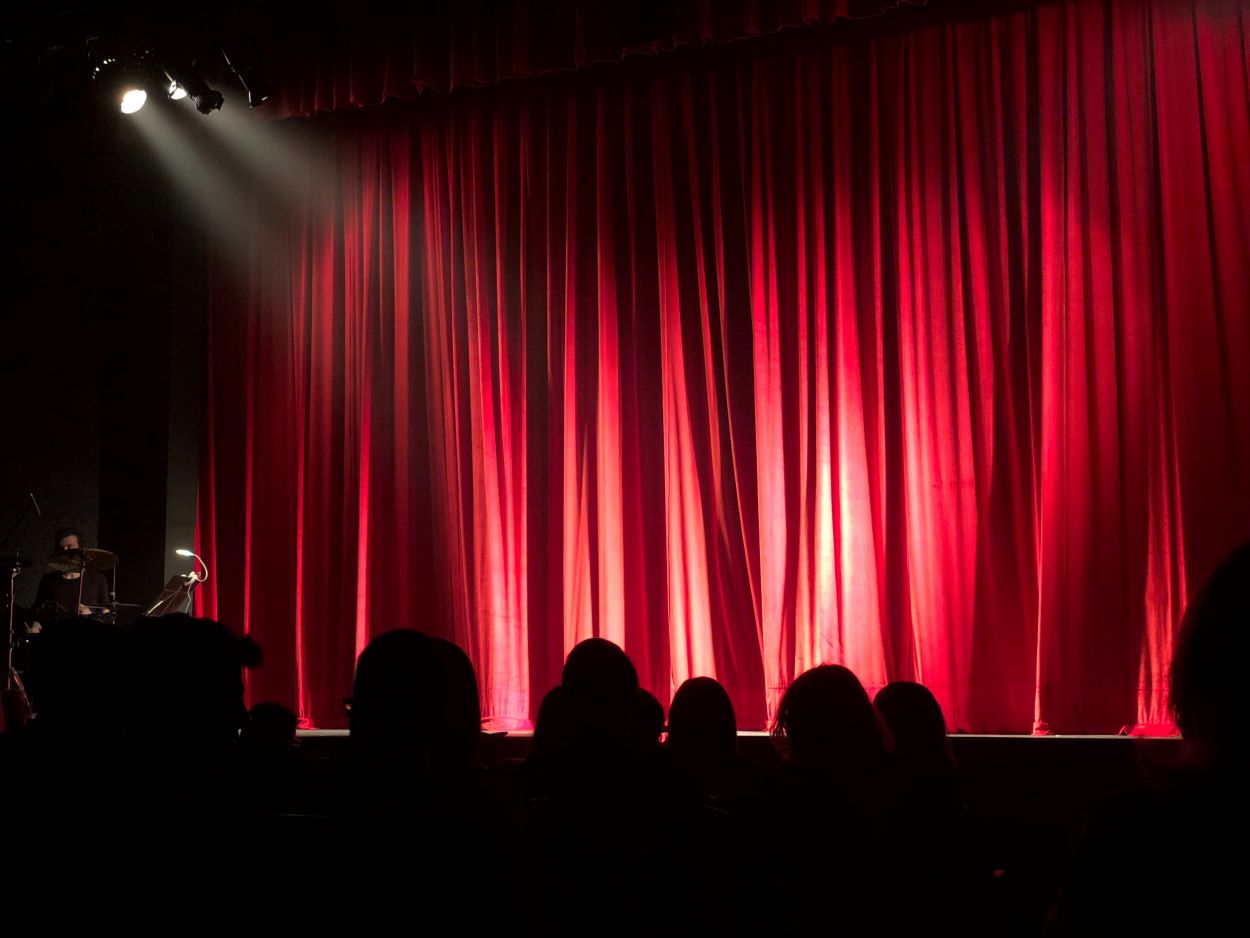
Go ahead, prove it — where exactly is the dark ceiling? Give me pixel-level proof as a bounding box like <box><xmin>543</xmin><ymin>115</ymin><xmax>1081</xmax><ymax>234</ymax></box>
<box><xmin>2</xmin><ymin>1</ymin><xmax>335</xmax><ymax>116</ymax></box>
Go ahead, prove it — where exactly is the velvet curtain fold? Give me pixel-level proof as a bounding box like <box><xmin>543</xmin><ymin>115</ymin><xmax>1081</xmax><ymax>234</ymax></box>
<box><xmin>198</xmin><ymin>0</ymin><xmax>1250</xmax><ymax>731</ymax></box>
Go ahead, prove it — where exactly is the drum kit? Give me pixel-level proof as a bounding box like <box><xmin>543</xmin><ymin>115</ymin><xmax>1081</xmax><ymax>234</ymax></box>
<box><xmin>1</xmin><ymin>488</ymin><xmax>209</xmax><ymax>693</ymax></box>
<box><xmin>2</xmin><ymin>546</ymin><xmax>142</xmax><ymax>692</ymax></box>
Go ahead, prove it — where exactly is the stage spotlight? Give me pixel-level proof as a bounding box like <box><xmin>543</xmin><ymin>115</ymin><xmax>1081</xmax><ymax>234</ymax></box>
<box><xmin>94</xmin><ymin>55</ymin><xmax>152</xmax><ymax>114</ymax></box>
<box><xmin>163</xmin><ymin>62</ymin><xmax>224</xmax><ymax>115</ymax></box>
<box><xmin>193</xmin><ymin>88</ymin><xmax>224</xmax><ymax>114</ymax></box>
<box><xmin>120</xmin><ymin>88</ymin><xmax>147</xmax><ymax>113</ymax></box>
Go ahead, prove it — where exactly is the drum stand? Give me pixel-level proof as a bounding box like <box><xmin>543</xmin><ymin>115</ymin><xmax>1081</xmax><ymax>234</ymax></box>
<box><xmin>76</xmin><ymin>555</ymin><xmax>86</xmax><ymax>614</ymax></box>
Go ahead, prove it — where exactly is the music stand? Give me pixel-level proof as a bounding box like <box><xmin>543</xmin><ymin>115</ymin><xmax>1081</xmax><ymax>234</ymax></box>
<box><xmin>144</xmin><ymin>575</ymin><xmax>199</xmax><ymax>617</ymax></box>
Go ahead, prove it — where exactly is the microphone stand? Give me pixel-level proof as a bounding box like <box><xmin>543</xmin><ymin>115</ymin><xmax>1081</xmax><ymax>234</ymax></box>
<box><xmin>5</xmin><ymin>556</ymin><xmax>27</xmax><ymax>694</ymax></box>
<box><xmin>2</xmin><ymin>494</ymin><xmax>38</xmax><ymax>694</ymax></box>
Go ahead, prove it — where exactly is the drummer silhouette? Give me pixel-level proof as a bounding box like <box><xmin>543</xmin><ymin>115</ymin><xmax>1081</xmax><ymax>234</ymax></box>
<box><xmin>31</xmin><ymin>527</ymin><xmax>113</xmax><ymax>626</ymax></box>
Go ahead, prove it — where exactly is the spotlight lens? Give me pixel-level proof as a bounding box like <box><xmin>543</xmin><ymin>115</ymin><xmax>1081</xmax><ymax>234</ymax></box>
<box><xmin>169</xmin><ymin>81</ymin><xmax>188</xmax><ymax>101</ymax></box>
<box><xmin>120</xmin><ymin>88</ymin><xmax>147</xmax><ymax>114</ymax></box>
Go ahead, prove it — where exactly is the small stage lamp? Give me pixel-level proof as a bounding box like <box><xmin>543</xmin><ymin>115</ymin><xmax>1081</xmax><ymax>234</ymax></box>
<box><xmin>175</xmin><ymin>548</ymin><xmax>210</xmax><ymax>583</ymax></box>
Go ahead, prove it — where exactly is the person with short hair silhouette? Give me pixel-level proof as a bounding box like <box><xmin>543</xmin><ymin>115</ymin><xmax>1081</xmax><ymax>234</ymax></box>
<box><xmin>1053</xmin><ymin>543</ymin><xmax>1250</xmax><ymax>935</ymax></box>
<box><xmin>520</xmin><ymin>639</ymin><xmax>708</xmax><ymax>935</ymax></box>
<box><xmin>876</xmin><ymin>680</ymin><xmax>997</xmax><ymax>933</ymax></box>
<box><xmin>874</xmin><ymin>680</ymin><xmax>953</xmax><ymax>768</ymax></box>
<box><xmin>338</xmin><ymin>628</ymin><xmax>509</xmax><ymax>934</ymax></box>
<box><xmin>770</xmin><ymin>665</ymin><xmax>895</xmax><ymax>935</ymax></box>
<box><xmin>668</xmin><ymin>676</ymin><xmax>737</xmax><ymax>767</ymax></box>
<box><xmin>667</xmin><ymin>675</ymin><xmax>767</xmax><ymax>801</ymax></box>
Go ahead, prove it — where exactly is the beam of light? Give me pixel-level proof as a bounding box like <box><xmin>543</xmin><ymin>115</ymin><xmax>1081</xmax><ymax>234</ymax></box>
<box><xmin>120</xmin><ymin>89</ymin><xmax>147</xmax><ymax>113</ymax></box>
<box><xmin>128</xmin><ymin>101</ymin><xmax>286</xmax><ymax>282</ymax></box>
<box><xmin>200</xmin><ymin>101</ymin><xmax>337</xmax><ymax>211</ymax></box>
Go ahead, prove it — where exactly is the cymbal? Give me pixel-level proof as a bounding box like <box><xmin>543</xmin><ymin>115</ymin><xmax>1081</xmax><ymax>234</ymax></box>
<box><xmin>47</xmin><ymin>548</ymin><xmax>119</xmax><ymax>574</ymax></box>
<box><xmin>1</xmin><ymin>556</ymin><xmax>34</xmax><ymax>570</ymax></box>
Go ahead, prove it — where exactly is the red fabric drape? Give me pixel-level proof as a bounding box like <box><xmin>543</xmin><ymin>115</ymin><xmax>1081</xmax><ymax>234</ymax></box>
<box><xmin>198</xmin><ymin>0</ymin><xmax>1250</xmax><ymax>732</ymax></box>
<box><xmin>263</xmin><ymin>0</ymin><xmax>923</xmax><ymax>118</ymax></box>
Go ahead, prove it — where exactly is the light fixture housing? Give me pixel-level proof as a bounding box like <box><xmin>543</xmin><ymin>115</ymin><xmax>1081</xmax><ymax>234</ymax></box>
<box><xmin>193</xmin><ymin>88</ymin><xmax>225</xmax><ymax>114</ymax></box>
<box><xmin>162</xmin><ymin>60</ymin><xmax>224</xmax><ymax>114</ymax></box>
<box><xmin>94</xmin><ymin>49</ymin><xmax>227</xmax><ymax>116</ymax></box>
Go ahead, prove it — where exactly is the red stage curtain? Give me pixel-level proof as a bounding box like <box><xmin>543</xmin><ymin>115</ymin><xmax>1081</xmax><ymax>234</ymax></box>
<box><xmin>197</xmin><ymin>0</ymin><xmax>1250</xmax><ymax>732</ymax></box>
<box><xmin>263</xmin><ymin>0</ymin><xmax>923</xmax><ymax>118</ymax></box>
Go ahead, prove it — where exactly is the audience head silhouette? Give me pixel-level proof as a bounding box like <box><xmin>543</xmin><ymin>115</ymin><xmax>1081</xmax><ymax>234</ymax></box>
<box><xmin>350</xmin><ymin>629</ymin><xmax>441</xmax><ymax>749</ymax></box>
<box><xmin>122</xmin><ymin>614</ymin><xmax>261</xmax><ymax>754</ymax></box>
<box><xmin>430</xmin><ymin>636</ymin><xmax>483</xmax><ymax>771</ymax></box>
<box><xmin>350</xmin><ymin>629</ymin><xmax>483</xmax><ymax>777</ymax></box>
<box><xmin>1170</xmin><ymin>542</ymin><xmax>1250</xmax><ymax>763</ymax></box>
<box><xmin>627</xmin><ymin>688</ymin><xmax>666</xmax><ymax>748</ymax></box>
<box><xmin>668</xmin><ymin>676</ymin><xmax>737</xmax><ymax>765</ymax></box>
<box><xmin>532</xmin><ymin>685</ymin><xmax>569</xmax><ymax>756</ymax></box>
<box><xmin>875</xmin><ymin>681</ymin><xmax>952</xmax><ymax>766</ymax></box>
<box><xmin>560</xmin><ymin>637</ymin><xmax>638</xmax><ymax>743</ymax></box>
<box><xmin>772</xmin><ymin>664</ymin><xmax>885</xmax><ymax>768</ymax></box>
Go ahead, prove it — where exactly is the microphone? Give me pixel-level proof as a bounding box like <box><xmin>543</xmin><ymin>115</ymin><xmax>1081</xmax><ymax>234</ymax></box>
<box><xmin>29</xmin><ymin>492</ymin><xmax>41</xmax><ymax>516</ymax></box>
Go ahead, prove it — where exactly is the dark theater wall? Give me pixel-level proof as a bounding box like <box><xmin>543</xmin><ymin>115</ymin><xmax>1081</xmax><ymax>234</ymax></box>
<box><xmin>3</xmin><ymin>102</ymin><xmax>203</xmax><ymax>612</ymax></box>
